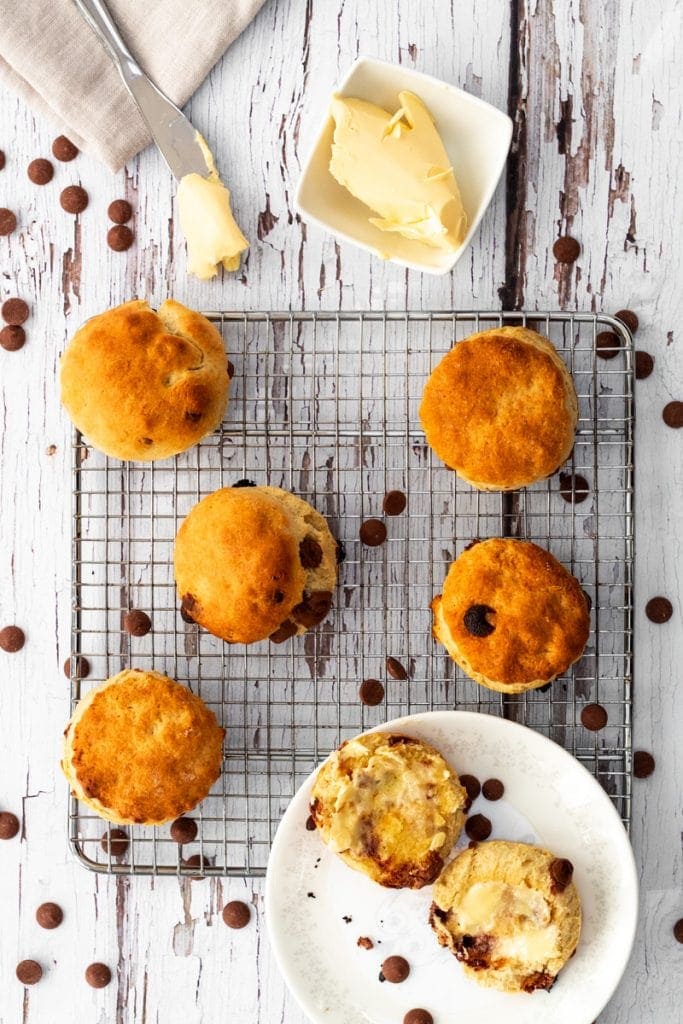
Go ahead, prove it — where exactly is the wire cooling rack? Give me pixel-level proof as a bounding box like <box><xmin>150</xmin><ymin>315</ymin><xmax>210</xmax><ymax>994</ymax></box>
<box><xmin>68</xmin><ymin>310</ymin><xmax>634</xmax><ymax>876</ymax></box>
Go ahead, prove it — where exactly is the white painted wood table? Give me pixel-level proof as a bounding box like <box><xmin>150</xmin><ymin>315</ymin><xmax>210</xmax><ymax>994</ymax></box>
<box><xmin>0</xmin><ymin>1</ymin><xmax>681</xmax><ymax>1021</ymax></box>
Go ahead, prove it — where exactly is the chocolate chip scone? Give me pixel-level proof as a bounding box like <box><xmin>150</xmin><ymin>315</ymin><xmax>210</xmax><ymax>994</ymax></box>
<box><xmin>174</xmin><ymin>485</ymin><xmax>338</xmax><ymax>644</ymax></box>
<box><xmin>310</xmin><ymin>731</ymin><xmax>467</xmax><ymax>889</ymax></box>
<box><xmin>430</xmin><ymin>840</ymin><xmax>581</xmax><ymax>993</ymax></box>
<box><xmin>432</xmin><ymin>538</ymin><xmax>590</xmax><ymax>693</ymax></box>
<box><xmin>419</xmin><ymin>326</ymin><xmax>578</xmax><ymax>490</ymax></box>
<box><xmin>60</xmin><ymin>299</ymin><xmax>230</xmax><ymax>461</ymax></box>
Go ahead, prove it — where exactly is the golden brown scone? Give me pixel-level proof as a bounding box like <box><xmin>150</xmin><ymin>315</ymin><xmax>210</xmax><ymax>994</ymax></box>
<box><xmin>60</xmin><ymin>299</ymin><xmax>230</xmax><ymax>460</ymax></box>
<box><xmin>419</xmin><ymin>326</ymin><xmax>578</xmax><ymax>489</ymax></box>
<box><xmin>174</xmin><ymin>485</ymin><xmax>338</xmax><ymax>645</ymax></box>
<box><xmin>432</xmin><ymin>538</ymin><xmax>590</xmax><ymax>693</ymax></box>
<box><xmin>62</xmin><ymin>669</ymin><xmax>224</xmax><ymax>825</ymax></box>
<box><xmin>430</xmin><ymin>840</ymin><xmax>581</xmax><ymax>993</ymax></box>
<box><xmin>309</xmin><ymin>731</ymin><xmax>467</xmax><ymax>889</ymax></box>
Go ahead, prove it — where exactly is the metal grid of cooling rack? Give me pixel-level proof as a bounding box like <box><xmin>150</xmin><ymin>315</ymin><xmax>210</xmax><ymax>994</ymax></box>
<box><xmin>68</xmin><ymin>310</ymin><xmax>634</xmax><ymax>876</ymax></box>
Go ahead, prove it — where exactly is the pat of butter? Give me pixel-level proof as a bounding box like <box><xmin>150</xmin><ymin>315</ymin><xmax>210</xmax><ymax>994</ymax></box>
<box><xmin>456</xmin><ymin>881</ymin><xmax>558</xmax><ymax>964</ymax></box>
<box><xmin>329</xmin><ymin>91</ymin><xmax>467</xmax><ymax>255</ymax></box>
<box><xmin>178</xmin><ymin>134</ymin><xmax>248</xmax><ymax>279</ymax></box>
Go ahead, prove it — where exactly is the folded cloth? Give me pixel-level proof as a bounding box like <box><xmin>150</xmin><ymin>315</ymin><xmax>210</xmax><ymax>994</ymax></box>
<box><xmin>0</xmin><ymin>0</ymin><xmax>266</xmax><ymax>171</ymax></box>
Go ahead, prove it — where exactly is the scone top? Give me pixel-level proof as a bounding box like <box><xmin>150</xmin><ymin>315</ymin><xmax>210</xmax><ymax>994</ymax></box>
<box><xmin>419</xmin><ymin>326</ymin><xmax>578</xmax><ymax>490</ymax></box>
<box><xmin>59</xmin><ymin>299</ymin><xmax>230</xmax><ymax>461</ymax></box>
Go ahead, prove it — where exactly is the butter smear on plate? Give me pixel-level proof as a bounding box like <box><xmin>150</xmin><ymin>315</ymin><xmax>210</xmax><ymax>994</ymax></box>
<box><xmin>329</xmin><ymin>90</ymin><xmax>467</xmax><ymax>256</ymax></box>
<box><xmin>178</xmin><ymin>134</ymin><xmax>249</xmax><ymax>279</ymax></box>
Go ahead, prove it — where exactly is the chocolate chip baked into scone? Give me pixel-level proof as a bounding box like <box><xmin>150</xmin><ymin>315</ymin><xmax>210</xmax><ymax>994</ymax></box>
<box><xmin>62</xmin><ymin>669</ymin><xmax>224</xmax><ymax>825</ymax></box>
<box><xmin>60</xmin><ymin>299</ymin><xmax>230</xmax><ymax>460</ymax></box>
<box><xmin>174</xmin><ymin>485</ymin><xmax>338</xmax><ymax>644</ymax></box>
<box><xmin>419</xmin><ymin>326</ymin><xmax>578</xmax><ymax>489</ymax></box>
<box><xmin>309</xmin><ymin>732</ymin><xmax>467</xmax><ymax>888</ymax></box>
<box><xmin>430</xmin><ymin>840</ymin><xmax>581</xmax><ymax>993</ymax></box>
<box><xmin>432</xmin><ymin>538</ymin><xmax>590</xmax><ymax>693</ymax></box>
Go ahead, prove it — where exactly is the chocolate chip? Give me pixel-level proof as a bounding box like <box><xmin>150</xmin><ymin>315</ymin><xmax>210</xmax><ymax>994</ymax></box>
<box><xmin>272</xmin><ymin>589</ymin><xmax>284</xmax><ymax>604</ymax></box>
<box><xmin>222</xmin><ymin>900</ymin><xmax>250</xmax><ymax>929</ymax></box>
<box><xmin>465</xmin><ymin>813</ymin><xmax>492</xmax><ymax>841</ymax></box>
<box><xmin>463</xmin><ymin>604</ymin><xmax>495</xmax><ymax>638</ymax></box>
<box><xmin>379</xmin><ymin>955</ymin><xmax>409</xmax><ymax>983</ymax></box>
<box><xmin>60</xmin><ymin>185</ymin><xmax>88</xmax><ymax>214</ymax></box>
<box><xmin>16</xmin><ymin>960</ymin><xmax>42</xmax><ymax>985</ymax></box>
<box><xmin>386</xmin><ymin>656</ymin><xmax>408</xmax><ymax>680</ymax></box>
<box><xmin>522</xmin><ymin>970</ymin><xmax>555</xmax><ymax>992</ymax></box>
<box><xmin>108</xmin><ymin>199</ymin><xmax>132</xmax><ymax>224</ymax></box>
<box><xmin>100</xmin><ymin>828</ymin><xmax>128</xmax><ymax>858</ymax></box>
<box><xmin>357</xmin><ymin>936</ymin><xmax>374</xmax><ymax>950</ymax></box>
<box><xmin>359</xmin><ymin>678</ymin><xmax>384</xmax><ymax>706</ymax></box>
<box><xmin>559</xmin><ymin>472</ymin><xmax>590</xmax><ymax>503</ymax></box>
<box><xmin>482</xmin><ymin>778</ymin><xmax>504</xmax><ymax>801</ymax></box>
<box><xmin>549</xmin><ymin>857</ymin><xmax>574</xmax><ymax>892</ymax></box>
<box><xmin>403</xmin><ymin>1011</ymin><xmax>433</xmax><ymax>1024</ymax></box>
<box><xmin>299</xmin><ymin>536</ymin><xmax>323</xmax><ymax>569</ymax></box>
<box><xmin>336</xmin><ymin>540</ymin><xmax>346</xmax><ymax>563</ymax></box>
<box><xmin>359</xmin><ymin>518</ymin><xmax>387</xmax><ymax>546</ymax></box>
<box><xmin>633</xmin><ymin>750</ymin><xmax>655</xmax><ymax>778</ymax></box>
<box><xmin>170</xmin><ymin>816</ymin><xmax>197</xmax><ymax>844</ymax></box>
<box><xmin>646</xmin><ymin>597</ymin><xmax>673</xmax><ymax>623</ymax></box>
<box><xmin>0</xmin><ymin>811</ymin><xmax>20</xmax><ymax>839</ymax></box>
<box><xmin>553</xmin><ymin>236</ymin><xmax>580</xmax><ymax>263</ymax></box>
<box><xmin>663</xmin><ymin>401</ymin><xmax>683</xmax><ymax>428</ymax></box>
<box><xmin>180</xmin><ymin>593</ymin><xmax>197</xmax><ymax>623</ymax></box>
<box><xmin>291</xmin><ymin>590</ymin><xmax>332</xmax><ymax>628</ymax></box>
<box><xmin>36</xmin><ymin>902</ymin><xmax>63</xmax><ymax>929</ymax></box>
<box><xmin>0</xmin><ymin>324</ymin><xmax>25</xmax><ymax>350</ymax></box>
<box><xmin>233</xmin><ymin>479</ymin><xmax>256</xmax><ymax>487</ymax></box>
<box><xmin>383</xmin><ymin>490</ymin><xmax>407</xmax><ymax>516</ymax></box>
<box><xmin>615</xmin><ymin>309</ymin><xmax>638</xmax><ymax>334</ymax></box>
<box><xmin>674</xmin><ymin>919</ymin><xmax>683</xmax><ymax>943</ymax></box>
<box><xmin>269</xmin><ymin>620</ymin><xmax>298</xmax><ymax>643</ymax></box>
<box><xmin>582</xmin><ymin>589</ymin><xmax>593</xmax><ymax>612</ymax></box>
<box><xmin>596</xmin><ymin>331</ymin><xmax>621</xmax><ymax>359</ymax></box>
<box><xmin>459</xmin><ymin>774</ymin><xmax>481</xmax><ymax>811</ymax></box>
<box><xmin>305</xmin><ymin>815</ymin><xmax>316</xmax><ymax>831</ymax></box>
<box><xmin>107</xmin><ymin>225</ymin><xmax>134</xmax><ymax>251</ymax></box>
<box><xmin>581</xmin><ymin>703</ymin><xmax>608</xmax><ymax>731</ymax></box>
<box><xmin>183</xmin><ymin>853</ymin><xmax>211</xmax><ymax>878</ymax></box>
<box><xmin>85</xmin><ymin>962</ymin><xmax>111</xmax><ymax>988</ymax></box>
<box><xmin>0</xmin><ymin>150</ymin><xmax>5</xmax><ymax>171</ymax></box>
<box><xmin>227</xmin><ymin>359</ymin><xmax>235</xmax><ymax>379</ymax></box>
<box><xmin>0</xmin><ymin>208</ymin><xmax>17</xmax><ymax>235</ymax></box>
<box><xmin>2</xmin><ymin>298</ymin><xmax>29</xmax><ymax>325</ymax></box>
<box><xmin>27</xmin><ymin>158</ymin><xmax>53</xmax><ymax>185</ymax></box>
<box><xmin>0</xmin><ymin>625</ymin><xmax>25</xmax><ymax>652</ymax></box>
<box><xmin>468</xmin><ymin>840</ymin><xmax>478</xmax><ymax>849</ymax></box>
<box><xmin>63</xmin><ymin>655</ymin><xmax>90</xmax><ymax>679</ymax></box>
<box><xmin>635</xmin><ymin>350</ymin><xmax>654</xmax><ymax>379</ymax></box>
<box><xmin>52</xmin><ymin>136</ymin><xmax>79</xmax><ymax>162</ymax></box>
<box><xmin>123</xmin><ymin>609</ymin><xmax>152</xmax><ymax>636</ymax></box>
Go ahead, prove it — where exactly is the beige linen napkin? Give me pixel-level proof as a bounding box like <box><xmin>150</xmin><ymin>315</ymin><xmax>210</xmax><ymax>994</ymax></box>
<box><xmin>0</xmin><ymin>0</ymin><xmax>266</xmax><ymax>171</ymax></box>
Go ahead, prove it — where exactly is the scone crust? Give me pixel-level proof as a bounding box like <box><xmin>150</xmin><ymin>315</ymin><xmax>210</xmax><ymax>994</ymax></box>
<box><xmin>60</xmin><ymin>299</ymin><xmax>230</xmax><ymax>460</ymax></box>
<box><xmin>419</xmin><ymin>327</ymin><xmax>578</xmax><ymax>490</ymax></box>
<box><xmin>310</xmin><ymin>731</ymin><xmax>467</xmax><ymax>889</ymax></box>
<box><xmin>430</xmin><ymin>840</ymin><xmax>581</xmax><ymax>993</ymax></box>
<box><xmin>174</xmin><ymin>485</ymin><xmax>338</xmax><ymax>645</ymax></box>
<box><xmin>432</xmin><ymin>538</ymin><xmax>590</xmax><ymax>693</ymax></box>
<box><xmin>62</xmin><ymin>669</ymin><xmax>224</xmax><ymax>825</ymax></box>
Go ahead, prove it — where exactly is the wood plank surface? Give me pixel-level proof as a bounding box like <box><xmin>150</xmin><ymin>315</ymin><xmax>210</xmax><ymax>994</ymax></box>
<box><xmin>0</xmin><ymin>1</ymin><xmax>681</xmax><ymax>1022</ymax></box>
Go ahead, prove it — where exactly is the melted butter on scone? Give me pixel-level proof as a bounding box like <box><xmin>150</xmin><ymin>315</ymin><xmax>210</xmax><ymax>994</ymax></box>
<box><xmin>455</xmin><ymin>881</ymin><xmax>558</xmax><ymax>962</ymax></box>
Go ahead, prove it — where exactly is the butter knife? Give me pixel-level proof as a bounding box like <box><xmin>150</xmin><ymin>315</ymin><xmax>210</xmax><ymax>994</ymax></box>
<box><xmin>72</xmin><ymin>0</ymin><xmax>208</xmax><ymax>179</ymax></box>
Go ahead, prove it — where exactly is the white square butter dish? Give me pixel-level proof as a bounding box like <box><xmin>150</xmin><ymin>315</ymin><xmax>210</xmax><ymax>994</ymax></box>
<box><xmin>296</xmin><ymin>56</ymin><xmax>513</xmax><ymax>275</ymax></box>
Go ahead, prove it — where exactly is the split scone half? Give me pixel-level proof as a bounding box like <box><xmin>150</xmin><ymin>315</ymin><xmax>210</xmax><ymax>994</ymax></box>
<box><xmin>310</xmin><ymin>731</ymin><xmax>467</xmax><ymax>889</ymax></box>
<box><xmin>430</xmin><ymin>840</ymin><xmax>581</xmax><ymax>993</ymax></box>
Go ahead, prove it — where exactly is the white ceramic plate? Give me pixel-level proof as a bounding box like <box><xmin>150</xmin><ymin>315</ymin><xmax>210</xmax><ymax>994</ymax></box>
<box><xmin>295</xmin><ymin>56</ymin><xmax>512</xmax><ymax>274</ymax></box>
<box><xmin>265</xmin><ymin>711</ymin><xmax>638</xmax><ymax>1024</ymax></box>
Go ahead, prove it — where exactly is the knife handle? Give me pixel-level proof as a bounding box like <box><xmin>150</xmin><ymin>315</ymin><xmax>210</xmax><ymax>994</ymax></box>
<box><xmin>72</xmin><ymin>0</ymin><xmax>141</xmax><ymax>78</ymax></box>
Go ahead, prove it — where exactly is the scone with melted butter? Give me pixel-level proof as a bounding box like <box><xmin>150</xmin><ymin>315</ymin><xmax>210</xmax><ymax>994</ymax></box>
<box><xmin>310</xmin><ymin>731</ymin><xmax>467</xmax><ymax>889</ymax></box>
<box><xmin>430</xmin><ymin>840</ymin><xmax>581</xmax><ymax>993</ymax></box>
